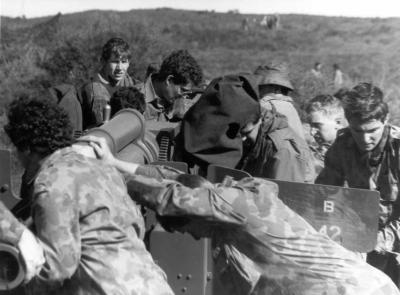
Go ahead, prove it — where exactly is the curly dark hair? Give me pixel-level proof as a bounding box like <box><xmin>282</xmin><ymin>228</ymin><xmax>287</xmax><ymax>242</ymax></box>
<box><xmin>101</xmin><ymin>37</ymin><xmax>131</xmax><ymax>62</ymax></box>
<box><xmin>110</xmin><ymin>87</ymin><xmax>146</xmax><ymax>116</ymax></box>
<box><xmin>4</xmin><ymin>95</ymin><xmax>73</xmax><ymax>155</ymax></box>
<box><xmin>342</xmin><ymin>82</ymin><xmax>388</xmax><ymax>122</ymax></box>
<box><xmin>157</xmin><ymin>50</ymin><xmax>203</xmax><ymax>86</ymax></box>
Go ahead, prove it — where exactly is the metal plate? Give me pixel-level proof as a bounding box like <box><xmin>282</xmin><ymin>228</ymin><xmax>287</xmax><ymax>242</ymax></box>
<box><xmin>151</xmin><ymin>230</ymin><xmax>212</xmax><ymax>295</ymax></box>
<box><xmin>270</xmin><ymin>178</ymin><xmax>379</xmax><ymax>252</ymax></box>
<box><xmin>206</xmin><ymin>165</ymin><xmax>379</xmax><ymax>252</ymax></box>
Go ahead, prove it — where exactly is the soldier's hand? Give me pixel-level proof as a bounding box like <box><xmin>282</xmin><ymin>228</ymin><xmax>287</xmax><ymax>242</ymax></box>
<box><xmin>78</xmin><ymin>135</ymin><xmax>116</xmax><ymax>165</ymax></box>
<box><xmin>18</xmin><ymin>229</ymin><xmax>45</xmax><ymax>283</ymax></box>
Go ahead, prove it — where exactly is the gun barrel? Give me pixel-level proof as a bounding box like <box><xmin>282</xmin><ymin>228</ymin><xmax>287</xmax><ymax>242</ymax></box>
<box><xmin>85</xmin><ymin>109</ymin><xmax>145</xmax><ymax>154</ymax></box>
<box><xmin>0</xmin><ymin>243</ymin><xmax>25</xmax><ymax>290</ymax></box>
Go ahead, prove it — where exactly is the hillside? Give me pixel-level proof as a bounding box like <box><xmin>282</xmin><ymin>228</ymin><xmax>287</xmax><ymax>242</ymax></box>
<box><xmin>1</xmin><ymin>8</ymin><xmax>400</xmax><ymax>125</ymax></box>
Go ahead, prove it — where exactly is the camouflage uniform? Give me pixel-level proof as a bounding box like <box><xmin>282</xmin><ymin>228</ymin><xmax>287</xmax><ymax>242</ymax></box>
<box><xmin>316</xmin><ymin>125</ymin><xmax>400</xmax><ymax>286</ymax></box>
<box><xmin>0</xmin><ymin>201</ymin><xmax>25</xmax><ymax>245</ymax></box>
<box><xmin>126</xmin><ymin>171</ymin><xmax>399</xmax><ymax>295</ymax></box>
<box><xmin>2</xmin><ymin>148</ymin><xmax>173</xmax><ymax>295</ymax></box>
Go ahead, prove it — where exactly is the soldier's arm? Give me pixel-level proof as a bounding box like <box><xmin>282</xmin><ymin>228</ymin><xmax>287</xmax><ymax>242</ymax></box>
<box><xmin>31</xmin><ymin>184</ymin><xmax>81</xmax><ymax>286</ymax></box>
<box><xmin>315</xmin><ymin>143</ymin><xmax>345</xmax><ymax>186</ymax></box>
<box><xmin>0</xmin><ymin>201</ymin><xmax>26</xmax><ymax>245</ymax></box>
<box><xmin>126</xmin><ymin>174</ymin><xmax>246</xmax><ymax>229</ymax></box>
<box><xmin>85</xmin><ymin>135</ymin><xmax>183</xmax><ymax>180</ymax></box>
<box><xmin>135</xmin><ymin>165</ymin><xmax>183</xmax><ymax>181</ymax></box>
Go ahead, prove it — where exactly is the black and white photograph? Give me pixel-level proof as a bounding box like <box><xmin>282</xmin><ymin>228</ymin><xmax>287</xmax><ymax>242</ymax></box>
<box><xmin>1</xmin><ymin>0</ymin><xmax>400</xmax><ymax>294</ymax></box>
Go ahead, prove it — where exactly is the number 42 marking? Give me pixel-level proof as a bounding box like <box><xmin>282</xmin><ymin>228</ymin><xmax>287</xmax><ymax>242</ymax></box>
<box><xmin>318</xmin><ymin>225</ymin><xmax>341</xmax><ymax>240</ymax></box>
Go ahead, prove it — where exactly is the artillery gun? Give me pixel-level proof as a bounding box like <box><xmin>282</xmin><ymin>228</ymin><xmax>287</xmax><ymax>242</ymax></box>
<box><xmin>0</xmin><ymin>109</ymin><xmax>381</xmax><ymax>294</ymax></box>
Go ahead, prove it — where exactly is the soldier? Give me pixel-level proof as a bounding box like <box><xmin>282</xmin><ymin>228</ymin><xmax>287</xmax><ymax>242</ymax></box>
<box><xmin>316</xmin><ymin>82</ymin><xmax>400</xmax><ymax>287</ymax></box>
<box><xmin>305</xmin><ymin>94</ymin><xmax>347</xmax><ymax>173</ymax></box>
<box><xmin>311</xmin><ymin>62</ymin><xmax>323</xmax><ymax>79</ymax></box>
<box><xmin>1</xmin><ymin>95</ymin><xmax>173</xmax><ymax>294</ymax></box>
<box><xmin>141</xmin><ymin>49</ymin><xmax>203</xmax><ymax>122</ymax></box>
<box><xmin>254</xmin><ymin>62</ymin><xmax>306</xmax><ymax>139</ymax></box>
<box><xmin>79</xmin><ymin>137</ymin><xmax>400</xmax><ymax>295</ymax></box>
<box><xmin>237</xmin><ymin>108</ymin><xmax>316</xmax><ymax>183</ymax></box>
<box><xmin>173</xmin><ymin>74</ymin><xmax>315</xmax><ymax>182</ymax></box>
<box><xmin>80</xmin><ymin>37</ymin><xmax>139</xmax><ymax>129</ymax></box>
<box><xmin>333</xmin><ymin>63</ymin><xmax>344</xmax><ymax>90</ymax></box>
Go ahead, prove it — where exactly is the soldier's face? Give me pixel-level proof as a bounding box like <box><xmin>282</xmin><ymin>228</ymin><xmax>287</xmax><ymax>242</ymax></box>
<box><xmin>309</xmin><ymin>111</ymin><xmax>345</xmax><ymax>145</ymax></box>
<box><xmin>240</xmin><ymin>119</ymin><xmax>262</xmax><ymax>145</ymax></box>
<box><xmin>102</xmin><ymin>54</ymin><xmax>129</xmax><ymax>84</ymax></box>
<box><xmin>348</xmin><ymin>118</ymin><xmax>387</xmax><ymax>152</ymax></box>
<box><xmin>161</xmin><ymin>76</ymin><xmax>192</xmax><ymax>107</ymax></box>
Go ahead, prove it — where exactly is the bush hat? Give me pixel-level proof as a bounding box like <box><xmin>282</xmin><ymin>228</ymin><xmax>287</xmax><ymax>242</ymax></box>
<box><xmin>254</xmin><ymin>62</ymin><xmax>294</xmax><ymax>91</ymax></box>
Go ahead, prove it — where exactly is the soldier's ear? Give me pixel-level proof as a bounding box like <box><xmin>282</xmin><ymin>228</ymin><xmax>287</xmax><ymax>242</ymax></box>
<box><xmin>383</xmin><ymin>114</ymin><xmax>389</xmax><ymax>125</ymax></box>
<box><xmin>165</xmin><ymin>75</ymin><xmax>174</xmax><ymax>86</ymax></box>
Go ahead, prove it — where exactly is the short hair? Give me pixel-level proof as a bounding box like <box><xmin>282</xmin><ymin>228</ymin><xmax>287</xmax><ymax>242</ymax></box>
<box><xmin>110</xmin><ymin>87</ymin><xmax>146</xmax><ymax>116</ymax></box>
<box><xmin>101</xmin><ymin>37</ymin><xmax>131</xmax><ymax>62</ymax></box>
<box><xmin>4</xmin><ymin>95</ymin><xmax>73</xmax><ymax>155</ymax></box>
<box><xmin>342</xmin><ymin>83</ymin><xmax>388</xmax><ymax>122</ymax></box>
<box><xmin>305</xmin><ymin>94</ymin><xmax>343</xmax><ymax>117</ymax></box>
<box><xmin>333</xmin><ymin>87</ymin><xmax>349</xmax><ymax>101</ymax></box>
<box><xmin>157</xmin><ymin>50</ymin><xmax>203</xmax><ymax>86</ymax></box>
<box><xmin>145</xmin><ymin>62</ymin><xmax>160</xmax><ymax>79</ymax></box>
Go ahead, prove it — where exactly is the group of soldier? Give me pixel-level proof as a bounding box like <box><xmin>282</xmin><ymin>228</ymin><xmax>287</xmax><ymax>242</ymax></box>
<box><xmin>1</xmin><ymin>36</ymin><xmax>400</xmax><ymax>294</ymax></box>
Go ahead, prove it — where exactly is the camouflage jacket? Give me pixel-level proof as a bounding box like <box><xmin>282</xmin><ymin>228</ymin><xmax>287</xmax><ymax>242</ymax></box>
<box><xmin>16</xmin><ymin>148</ymin><xmax>172</xmax><ymax>295</ymax></box>
<box><xmin>126</xmin><ymin>172</ymin><xmax>399</xmax><ymax>295</ymax></box>
<box><xmin>0</xmin><ymin>201</ymin><xmax>25</xmax><ymax>245</ymax></box>
<box><xmin>316</xmin><ymin>125</ymin><xmax>400</xmax><ymax>252</ymax></box>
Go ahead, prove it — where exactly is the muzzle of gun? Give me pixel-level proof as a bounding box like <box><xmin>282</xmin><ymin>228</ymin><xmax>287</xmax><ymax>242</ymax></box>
<box><xmin>0</xmin><ymin>243</ymin><xmax>25</xmax><ymax>291</ymax></box>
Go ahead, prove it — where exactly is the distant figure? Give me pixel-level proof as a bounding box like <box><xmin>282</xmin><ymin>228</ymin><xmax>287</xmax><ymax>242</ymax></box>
<box><xmin>311</xmin><ymin>62</ymin><xmax>323</xmax><ymax>79</ymax></box>
<box><xmin>333</xmin><ymin>63</ymin><xmax>344</xmax><ymax>90</ymax></box>
<box><xmin>260</xmin><ymin>15</ymin><xmax>268</xmax><ymax>27</ymax></box>
<box><xmin>254</xmin><ymin>62</ymin><xmax>306</xmax><ymax>140</ymax></box>
<box><xmin>145</xmin><ymin>62</ymin><xmax>160</xmax><ymax>80</ymax></box>
<box><xmin>260</xmin><ymin>14</ymin><xmax>279</xmax><ymax>30</ymax></box>
<box><xmin>242</xmin><ymin>17</ymin><xmax>250</xmax><ymax>32</ymax></box>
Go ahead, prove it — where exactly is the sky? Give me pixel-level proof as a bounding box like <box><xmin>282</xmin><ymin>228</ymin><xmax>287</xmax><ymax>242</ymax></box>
<box><xmin>1</xmin><ymin>0</ymin><xmax>400</xmax><ymax>18</ymax></box>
